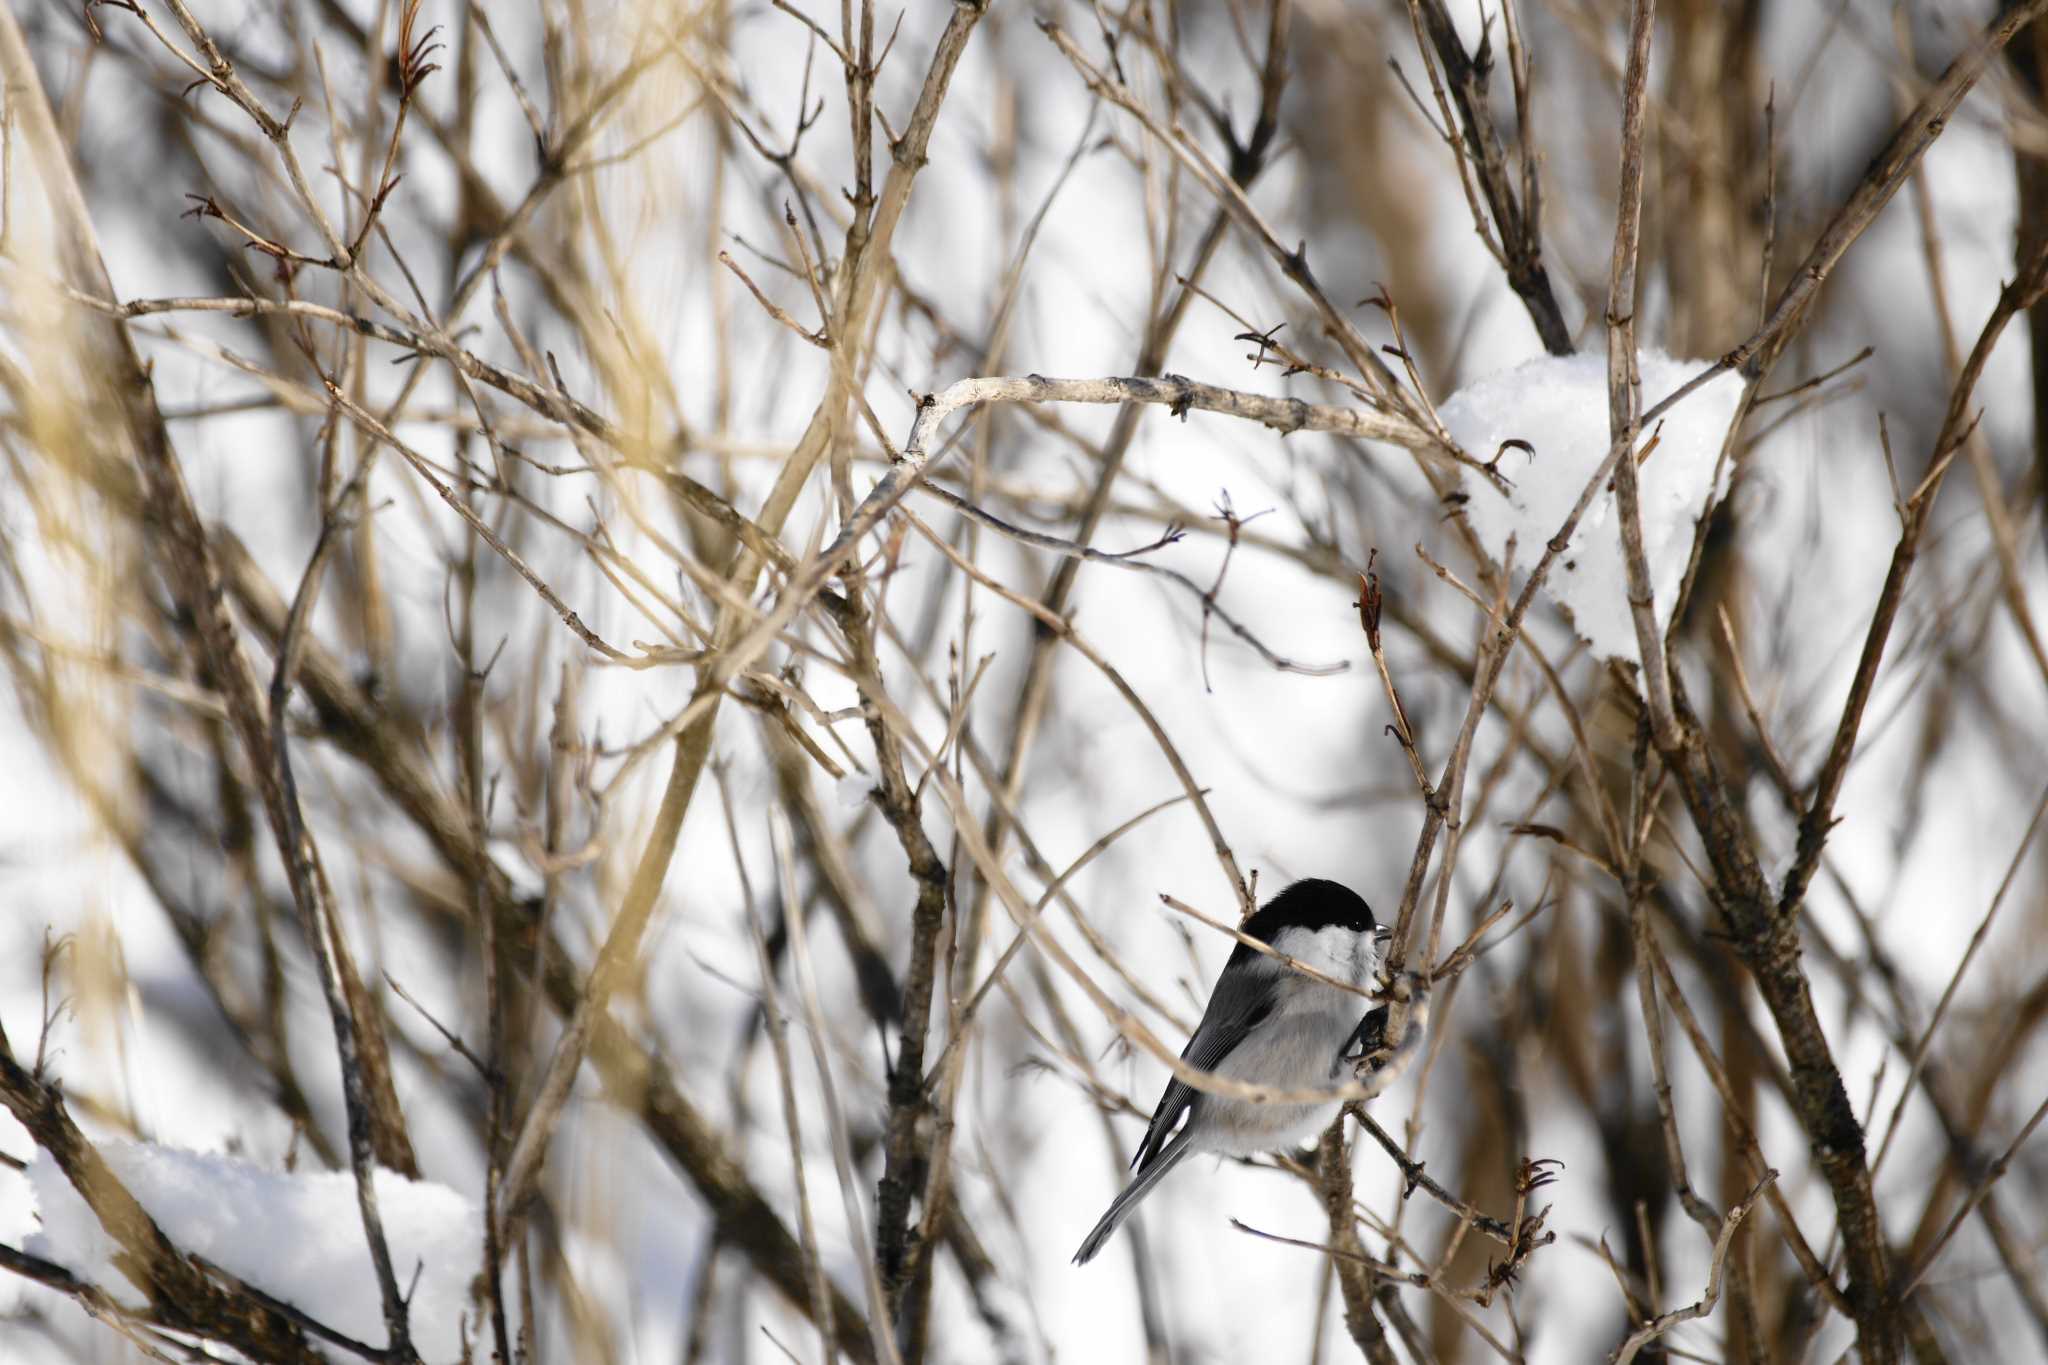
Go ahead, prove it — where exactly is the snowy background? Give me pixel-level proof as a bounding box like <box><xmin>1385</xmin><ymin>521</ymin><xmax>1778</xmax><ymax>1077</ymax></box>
<box><xmin>1</xmin><ymin>0</ymin><xmax>2046</xmax><ymax>1362</ymax></box>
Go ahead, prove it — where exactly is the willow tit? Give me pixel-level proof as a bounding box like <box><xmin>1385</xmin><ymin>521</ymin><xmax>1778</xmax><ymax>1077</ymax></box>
<box><xmin>1073</xmin><ymin>879</ymin><xmax>1391</xmax><ymax>1265</ymax></box>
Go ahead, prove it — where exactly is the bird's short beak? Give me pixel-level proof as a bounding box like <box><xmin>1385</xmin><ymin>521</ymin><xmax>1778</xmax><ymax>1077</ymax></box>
<box><xmin>1374</xmin><ymin>926</ymin><xmax>1392</xmax><ymax>945</ymax></box>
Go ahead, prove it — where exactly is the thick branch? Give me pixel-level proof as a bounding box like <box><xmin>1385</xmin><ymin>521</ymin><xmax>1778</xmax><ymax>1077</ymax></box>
<box><xmin>1318</xmin><ymin>1121</ymin><xmax>1399</xmax><ymax>1365</ymax></box>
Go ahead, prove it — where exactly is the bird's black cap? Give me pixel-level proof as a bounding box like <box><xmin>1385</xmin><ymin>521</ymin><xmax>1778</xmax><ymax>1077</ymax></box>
<box><xmin>1235</xmin><ymin>879</ymin><xmax>1378</xmax><ymax>958</ymax></box>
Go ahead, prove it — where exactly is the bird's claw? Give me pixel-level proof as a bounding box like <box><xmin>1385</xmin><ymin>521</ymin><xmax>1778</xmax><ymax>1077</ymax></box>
<box><xmin>1351</xmin><ymin>1045</ymin><xmax>1396</xmax><ymax>1079</ymax></box>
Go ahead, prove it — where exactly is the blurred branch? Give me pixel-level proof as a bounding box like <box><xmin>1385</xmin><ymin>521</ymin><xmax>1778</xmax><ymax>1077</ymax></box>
<box><xmin>1871</xmin><ymin>780</ymin><xmax>2048</xmax><ymax>1180</ymax></box>
<box><xmin>218</xmin><ymin>534</ymin><xmax>881</xmax><ymax>1363</ymax></box>
<box><xmin>1641</xmin><ymin>0</ymin><xmax>2048</xmax><ymax>417</ymax></box>
<box><xmin>1901</xmin><ymin>1091</ymin><xmax>2048</xmax><ymax>1298</ymax></box>
<box><xmin>0</xmin><ymin>11</ymin><xmax>425</xmax><ymax>1358</ymax></box>
<box><xmin>736</xmin><ymin>797</ymin><xmax>842</xmax><ymax>1363</ymax></box>
<box><xmin>773</xmin><ymin>810</ymin><xmax>904</xmax><ymax>1365</ymax></box>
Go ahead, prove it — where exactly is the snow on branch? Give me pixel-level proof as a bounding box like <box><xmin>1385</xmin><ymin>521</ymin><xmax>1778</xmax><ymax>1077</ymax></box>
<box><xmin>1441</xmin><ymin>351</ymin><xmax>1743</xmax><ymax>660</ymax></box>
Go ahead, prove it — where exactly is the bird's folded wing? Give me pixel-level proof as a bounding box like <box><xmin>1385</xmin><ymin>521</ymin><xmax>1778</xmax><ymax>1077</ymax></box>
<box><xmin>1129</xmin><ymin>965</ymin><xmax>1278</xmax><ymax>1171</ymax></box>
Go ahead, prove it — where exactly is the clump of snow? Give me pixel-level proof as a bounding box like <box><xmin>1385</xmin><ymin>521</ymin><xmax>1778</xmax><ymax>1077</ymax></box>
<box><xmin>1439</xmin><ymin>350</ymin><xmax>1743</xmax><ymax>660</ymax></box>
<box><xmin>25</xmin><ymin>1142</ymin><xmax>481</xmax><ymax>1361</ymax></box>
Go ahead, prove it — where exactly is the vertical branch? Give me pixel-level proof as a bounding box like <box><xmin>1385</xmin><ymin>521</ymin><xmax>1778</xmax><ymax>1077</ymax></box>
<box><xmin>1600</xmin><ymin>20</ymin><xmax>2048</xmax><ymax>1362</ymax></box>
<box><xmin>836</xmin><ymin>572</ymin><xmax>951</xmax><ymax>1333</ymax></box>
<box><xmin>1355</xmin><ymin>558</ymin><xmax>1432</xmax><ymax>799</ymax></box>
<box><xmin>455</xmin><ymin>510</ymin><xmax>514</xmax><ymax>1365</ymax></box>
<box><xmin>269</xmin><ymin>507</ymin><xmax>420</xmax><ymax>1361</ymax></box>
<box><xmin>1605</xmin><ymin>0</ymin><xmax>1676</xmax><ymax>746</ymax></box>
<box><xmin>1318</xmin><ymin>1120</ymin><xmax>1399</xmax><ymax>1365</ymax></box>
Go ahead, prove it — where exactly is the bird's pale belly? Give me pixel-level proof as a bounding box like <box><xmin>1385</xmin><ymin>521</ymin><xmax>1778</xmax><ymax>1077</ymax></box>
<box><xmin>1201</xmin><ymin>1004</ymin><xmax>1356</xmax><ymax>1155</ymax></box>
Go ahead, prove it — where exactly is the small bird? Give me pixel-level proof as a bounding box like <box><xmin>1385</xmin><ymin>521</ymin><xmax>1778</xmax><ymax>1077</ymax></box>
<box><xmin>1073</xmin><ymin>878</ymin><xmax>1391</xmax><ymax>1265</ymax></box>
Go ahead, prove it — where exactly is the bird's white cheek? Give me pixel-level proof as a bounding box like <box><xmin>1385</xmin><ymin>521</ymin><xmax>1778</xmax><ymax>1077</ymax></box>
<box><xmin>1275</xmin><ymin>925</ymin><xmax>1340</xmax><ymax>975</ymax></box>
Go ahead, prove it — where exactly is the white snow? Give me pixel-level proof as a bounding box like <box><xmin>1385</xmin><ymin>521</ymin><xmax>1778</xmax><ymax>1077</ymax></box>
<box><xmin>1440</xmin><ymin>350</ymin><xmax>1744</xmax><ymax>660</ymax></box>
<box><xmin>22</xmin><ymin>1142</ymin><xmax>482</xmax><ymax>1362</ymax></box>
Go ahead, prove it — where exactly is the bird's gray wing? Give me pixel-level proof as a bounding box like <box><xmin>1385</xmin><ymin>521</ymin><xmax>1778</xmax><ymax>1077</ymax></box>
<box><xmin>1129</xmin><ymin>962</ymin><xmax>1279</xmax><ymax>1171</ymax></box>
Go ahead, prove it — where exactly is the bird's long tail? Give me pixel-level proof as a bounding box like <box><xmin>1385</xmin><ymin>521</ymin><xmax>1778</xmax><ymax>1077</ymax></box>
<box><xmin>1072</xmin><ymin>1126</ymin><xmax>1196</xmax><ymax>1265</ymax></box>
